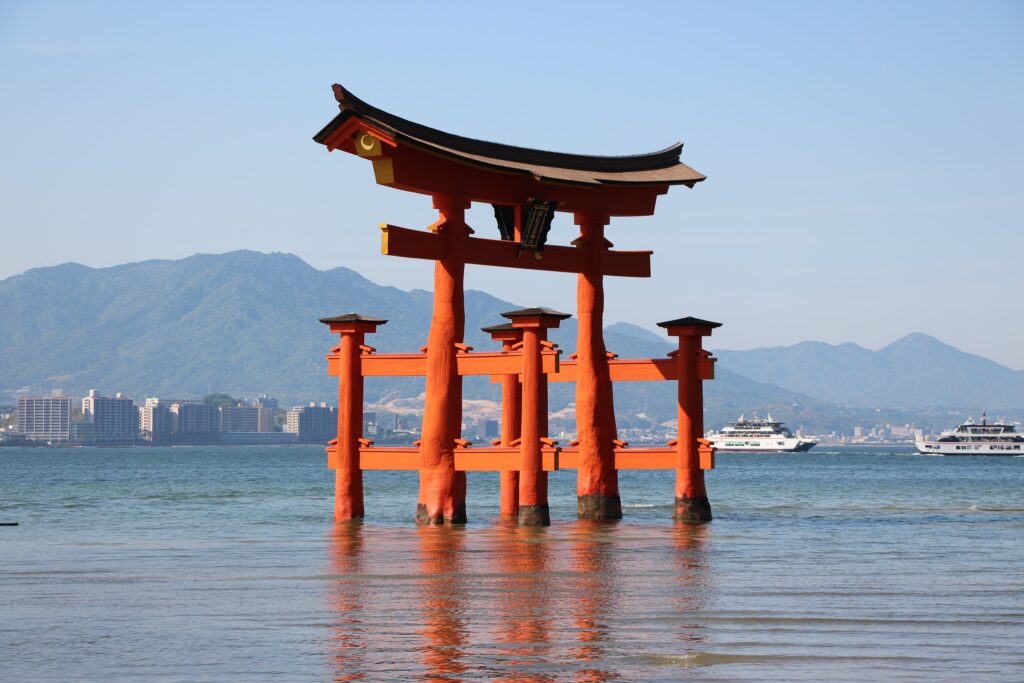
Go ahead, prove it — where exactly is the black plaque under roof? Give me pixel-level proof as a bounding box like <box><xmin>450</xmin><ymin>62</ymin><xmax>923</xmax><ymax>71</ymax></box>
<box><xmin>656</xmin><ymin>316</ymin><xmax>722</xmax><ymax>329</ymax></box>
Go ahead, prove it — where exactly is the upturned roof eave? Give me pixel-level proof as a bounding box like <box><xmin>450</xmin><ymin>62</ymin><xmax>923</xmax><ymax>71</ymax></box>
<box><xmin>313</xmin><ymin>84</ymin><xmax>705</xmax><ymax>184</ymax></box>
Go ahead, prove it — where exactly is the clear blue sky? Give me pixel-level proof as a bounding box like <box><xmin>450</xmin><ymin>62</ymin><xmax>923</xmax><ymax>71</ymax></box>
<box><xmin>2</xmin><ymin>1</ymin><xmax>1022</xmax><ymax>367</ymax></box>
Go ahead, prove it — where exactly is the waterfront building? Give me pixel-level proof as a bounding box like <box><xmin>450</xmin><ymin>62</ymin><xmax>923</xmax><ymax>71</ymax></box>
<box><xmin>81</xmin><ymin>390</ymin><xmax>138</xmax><ymax>443</ymax></box>
<box><xmin>219</xmin><ymin>403</ymin><xmax>271</xmax><ymax>433</ymax></box>
<box><xmin>138</xmin><ymin>398</ymin><xmax>173</xmax><ymax>442</ymax></box>
<box><xmin>284</xmin><ymin>402</ymin><xmax>337</xmax><ymax>443</ymax></box>
<box><xmin>17</xmin><ymin>395</ymin><xmax>72</xmax><ymax>443</ymax></box>
<box><xmin>169</xmin><ymin>401</ymin><xmax>219</xmax><ymax>442</ymax></box>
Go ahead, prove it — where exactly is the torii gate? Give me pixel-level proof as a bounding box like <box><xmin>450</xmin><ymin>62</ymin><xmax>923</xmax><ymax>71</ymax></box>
<box><xmin>315</xmin><ymin>84</ymin><xmax>716</xmax><ymax>526</ymax></box>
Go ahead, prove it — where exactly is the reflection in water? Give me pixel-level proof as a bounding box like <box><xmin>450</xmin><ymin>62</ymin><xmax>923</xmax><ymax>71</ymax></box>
<box><xmin>491</xmin><ymin>522</ymin><xmax>555</xmax><ymax>682</ymax></box>
<box><xmin>327</xmin><ymin>522</ymin><xmax>367</xmax><ymax>682</ymax></box>
<box><xmin>672</xmin><ymin>523</ymin><xmax>711</xmax><ymax>645</ymax></box>
<box><xmin>325</xmin><ymin>521</ymin><xmax>714</xmax><ymax>681</ymax></box>
<box><xmin>567</xmin><ymin>522</ymin><xmax>618</xmax><ymax>682</ymax></box>
<box><xmin>415</xmin><ymin>526</ymin><xmax>469</xmax><ymax>682</ymax></box>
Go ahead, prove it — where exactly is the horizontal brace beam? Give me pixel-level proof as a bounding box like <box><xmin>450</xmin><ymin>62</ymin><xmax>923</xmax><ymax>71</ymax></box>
<box><xmin>335</xmin><ymin>446</ymin><xmax>562</xmax><ymax>471</ymax></box>
<box><xmin>494</xmin><ymin>356</ymin><xmax>714</xmax><ymax>383</ymax></box>
<box><xmin>381</xmin><ymin>224</ymin><xmax>651</xmax><ymax>278</ymax></box>
<box><xmin>330</xmin><ymin>445</ymin><xmax>710</xmax><ymax>471</ymax></box>
<box><xmin>328</xmin><ymin>350</ymin><xmax>559</xmax><ymax>377</ymax></box>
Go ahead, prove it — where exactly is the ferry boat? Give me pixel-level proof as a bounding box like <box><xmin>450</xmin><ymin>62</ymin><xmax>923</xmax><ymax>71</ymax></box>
<box><xmin>707</xmin><ymin>415</ymin><xmax>817</xmax><ymax>452</ymax></box>
<box><xmin>915</xmin><ymin>415</ymin><xmax>1023</xmax><ymax>455</ymax></box>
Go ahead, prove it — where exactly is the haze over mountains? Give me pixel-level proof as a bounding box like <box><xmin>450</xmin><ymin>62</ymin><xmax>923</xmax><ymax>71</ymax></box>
<box><xmin>1</xmin><ymin>251</ymin><xmax>1021</xmax><ymax>432</ymax></box>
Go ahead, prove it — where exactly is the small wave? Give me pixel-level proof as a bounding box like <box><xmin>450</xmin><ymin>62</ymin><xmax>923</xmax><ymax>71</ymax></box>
<box><xmin>630</xmin><ymin>651</ymin><xmax>929</xmax><ymax>668</ymax></box>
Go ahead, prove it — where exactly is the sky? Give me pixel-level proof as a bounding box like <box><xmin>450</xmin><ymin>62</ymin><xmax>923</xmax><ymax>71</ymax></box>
<box><xmin>1</xmin><ymin>1</ymin><xmax>1022</xmax><ymax>368</ymax></box>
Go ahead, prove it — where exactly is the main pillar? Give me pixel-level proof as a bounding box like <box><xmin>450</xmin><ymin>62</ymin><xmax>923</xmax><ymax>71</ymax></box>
<box><xmin>573</xmin><ymin>212</ymin><xmax>622</xmax><ymax>520</ymax></box>
<box><xmin>659</xmin><ymin>317</ymin><xmax>721</xmax><ymax>522</ymax></box>
<box><xmin>504</xmin><ymin>308</ymin><xmax>570</xmax><ymax>526</ymax></box>
<box><xmin>417</xmin><ymin>196</ymin><xmax>471</xmax><ymax>525</ymax></box>
<box><xmin>321</xmin><ymin>313</ymin><xmax>386</xmax><ymax>521</ymax></box>
<box><xmin>483</xmin><ymin>323</ymin><xmax>523</xmax><ymax>517</ymax></box>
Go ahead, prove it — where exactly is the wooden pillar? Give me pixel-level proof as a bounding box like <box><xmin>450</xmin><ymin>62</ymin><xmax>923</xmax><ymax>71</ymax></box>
<box><xmin>417</xmin><ymin>195</ymin><xmax>470</xmax><ymax>525</ymax></box>
<box><xmin>484</xmin><ymin>323</ymin><xmax>523</xmax><ymax>517</ymax></box>
<box><xmin>659</xmin><ymin>317</ymin><xmax>721</xmax><ymax>522</ymax></box>
<box><xmin>321</xmin><ymin>314</ymin><xmax>386</xmax><ymax>521</ymax></box>
<box><xmin>504</xmin><ymin>308</ymin><xmax>570</xmax><ymax>527</ymax></box>
<box><xmin>572</xmin><ymin>211</ymin><xmax>622</xmax><ymax>520</ymax></box>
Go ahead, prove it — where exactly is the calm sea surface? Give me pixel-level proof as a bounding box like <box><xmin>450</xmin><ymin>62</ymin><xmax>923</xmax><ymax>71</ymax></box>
<box><xmin>2</xmin><ymin>445</ymin><xmax>1022</xmax><ymax>681</ymax></box>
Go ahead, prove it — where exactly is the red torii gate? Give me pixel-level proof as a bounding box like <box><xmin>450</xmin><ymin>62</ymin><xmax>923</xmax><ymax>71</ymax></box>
<box><xmin>314</xmin><ymin>84</ymin><xmax>717</xmax><ymax>526</ymax></box>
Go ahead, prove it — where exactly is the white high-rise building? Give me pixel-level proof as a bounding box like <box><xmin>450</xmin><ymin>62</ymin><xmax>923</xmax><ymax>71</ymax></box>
<box><xmin>82</xmin><ymin>390</ymin><xmax>138</xmax><ymax>442</ymax></box>
<box><xmin>17</xmin><ymin>395</ymin><xmax>71</xmax><ymax>443</ymax></box>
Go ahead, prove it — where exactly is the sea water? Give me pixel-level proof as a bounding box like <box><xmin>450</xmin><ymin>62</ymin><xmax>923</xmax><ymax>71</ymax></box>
<box><xmin>2</xmin><ymin>446</ymin><xmax>1022</xmax><ymax>681</ymax></box>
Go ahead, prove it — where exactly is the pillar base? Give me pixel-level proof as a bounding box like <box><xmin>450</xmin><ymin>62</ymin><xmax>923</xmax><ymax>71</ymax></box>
<box><xmin>673</xmin><ymin>496</ymin><xmax>712</xmax><ymax>522</ymax></box>
<box><xmin>415</xmin><ymin>503</ymin><xmax>468</xmax><ymax>525</ymax></box>
<box><xmin>577</xmin><ymin>493</ymin><xmax>622</xmax><ymax>521</ymax></box>
<box><xmin>518</xmin><ymin>504</ymin><xmax>550</xmax><ymax>527</ymax></box>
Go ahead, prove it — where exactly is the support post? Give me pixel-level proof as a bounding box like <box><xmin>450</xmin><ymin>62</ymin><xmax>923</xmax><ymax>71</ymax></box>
<box><xmin>504</xmin><ymin>308</ymin><xmax>571</xmax><ymax>527</ymax></box>
<box><xmin>659</xmin><ymin>316</ymin><xmax>721</xmax><ymax>522</ymax></box>
<box><xmin>573</xmin><ymin>212</ymin><xmax>622</xmax><ymax>520</ymax></box>
<box><xmin>483</xmin><ymin>323</ymin><xmax>523</xmax><ymax>517</ymax></box>
<box><xmin>321</xmin><ymin>313</ymin><xmax>386</xmax><ymax>521</ymax></box>
<box><xmin>417</xmin><ymin>195</ymin><xmax>471</xmax><ymax>525</ymax></box>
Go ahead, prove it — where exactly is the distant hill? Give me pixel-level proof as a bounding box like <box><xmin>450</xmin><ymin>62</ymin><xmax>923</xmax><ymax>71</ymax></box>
<box><xmin>1</xmin><ymin>251</ymin><xmax>1018</xmax><ymax>433</ymax></box>
<box><xmin>714</xmin><ymin>334</ymin><xmax>1024</xmax><ymax>411</ymax></box>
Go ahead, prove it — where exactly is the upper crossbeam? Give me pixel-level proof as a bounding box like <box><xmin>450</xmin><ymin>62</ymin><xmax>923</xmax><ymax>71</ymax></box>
<box><xmin>381</xmin><ymin>224</ymin><xmax>651</xmax><ymax>278</ymax></box>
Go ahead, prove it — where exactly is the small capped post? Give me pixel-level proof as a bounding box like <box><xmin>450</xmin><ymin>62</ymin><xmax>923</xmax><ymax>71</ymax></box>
<box><xmin>482</xmin><ymin>322</ymin><xmax>525</xmax><ymax>517</ymax></box>
<box><xmin>321</xmin><ymin>313</ymin><xmax>387</xmax><ymax>521</ymax></box>
<box><xmin>501</xmin><ymin>308</ymin><xmax>572</xmax><ymax>527</ymax></box>
<box><xmin>658</xmin><ymin>316</ymin><xmax>721</xmax><ymax>523</ymax></box>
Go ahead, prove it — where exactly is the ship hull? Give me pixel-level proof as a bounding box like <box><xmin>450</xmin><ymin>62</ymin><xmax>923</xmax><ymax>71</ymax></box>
<box><xmin>915</xmin><ymin>441</ymin><xmax>1022</xmax><ymax>456</ymax></box>
<box><xmin>709</xmin><ymin>438</ymin><xmax>816</xmax><ymax>453</ymax></box>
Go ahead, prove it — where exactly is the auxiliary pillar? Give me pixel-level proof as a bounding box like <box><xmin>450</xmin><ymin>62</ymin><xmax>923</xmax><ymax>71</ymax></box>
<box><xmin>659</xmin><ymin>316</ymin><xmax>721</xmax><ymax>522</ymax></box>
<box><xmin>483</xmin><ymin>323</ymin><xmax>524</xmax><ymax>517</ymax></box>
<box><xmin>321</xmin><ymin>313</ymin><xmax>387</xmax><ymax>521</ymax></box>
<box><xmin>504</xmin><ymin>307</ymin><xmax>570</xmax><ymax>526</ymax></box>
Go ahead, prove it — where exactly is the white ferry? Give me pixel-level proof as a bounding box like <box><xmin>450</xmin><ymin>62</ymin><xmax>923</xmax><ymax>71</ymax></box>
<box><xmin>707</xmin><ymin>415</ymin><xmax>817</xmax><ymax>452</ymax></box>
<box><xmin>915</xmin><ymin>415</ymin><xmax>1023</xmax><ymax>455</ymax></box>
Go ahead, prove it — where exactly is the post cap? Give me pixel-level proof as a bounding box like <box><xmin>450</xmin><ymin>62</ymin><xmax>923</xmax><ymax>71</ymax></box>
<box><xmin>500</xmin><ymin>307</ymin><xmax>572</xmax><ymax>321</ymax></box>
<box><xmin>656</xmin><ymin>316</ymin><xmax>722</xmax><ymax>329</ymax></box>
<box><xmin>319</xmin><ymin>313</ymin><xmax>388</xmax><ymax>325</ymax></box>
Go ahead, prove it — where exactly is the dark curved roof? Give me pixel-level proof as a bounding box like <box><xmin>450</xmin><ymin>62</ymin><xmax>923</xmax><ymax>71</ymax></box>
<box><xmin>319</xmin><ymin>313</ymin><xmax>388</xmax><ymax>325</ymax></box>
<box><xmin>501</xmin><ymin>307</ymin><xmax>572</xmax><ymax>320</ymax></box>
<box><xmin>657</xmin><ymin>316</ymin><xmax>722</xmax><ymax>329</ymax></box>
<box><xmin>314</xmin><ymin>84</ymin><xmax>705</xmax><ymax>188</ymax></box>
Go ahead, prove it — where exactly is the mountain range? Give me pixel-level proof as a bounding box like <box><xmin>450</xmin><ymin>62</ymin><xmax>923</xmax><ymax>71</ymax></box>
<box><xmin>1</xmin><ymin>251</ymin><xmax>1021</xmax><ymax>432</ymax></box>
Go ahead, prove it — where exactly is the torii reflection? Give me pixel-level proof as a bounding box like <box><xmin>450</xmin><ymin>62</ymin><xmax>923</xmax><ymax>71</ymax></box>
<box><xmin>415</xmin><ymin>525</ymin><xmax>470</xmax><ymax>682</ymax></box>
<box><xmin>327</xmin><ymin>522</ymin><xmax>367</xmax><ymax>682</ymax></box>
<box><xmin>325</xmin><ymin>518</ymin><xmax>711</xmax><ymax>681</ymax></box>
<box><xmin>490</xmin><ymin>521</ymin><xmax>556</xmax><ymax>682</ymax></box>
<box><xmin>670</xmin><ymin>522</ymin><xmax>712</xmax><ymax>645</ymax></box>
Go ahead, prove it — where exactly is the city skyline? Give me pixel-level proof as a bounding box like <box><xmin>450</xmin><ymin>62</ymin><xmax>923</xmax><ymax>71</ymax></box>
<box><xmin>2</xmin><ymin>2</ymin><xmax>1022</xmax><ymax>368</ymax></box>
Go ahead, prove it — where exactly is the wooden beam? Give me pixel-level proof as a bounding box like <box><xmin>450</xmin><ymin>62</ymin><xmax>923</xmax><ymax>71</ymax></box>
<box><xmin>543</xmin><ymin>356</ymin><xmax>715</xmax><ymax>383</ymax></box>
<box><xmin>558</xmin><ymin>447</ymin><xmax>678</xmax><ymax>470</ymax></box>
<box><xmin>381</xmin><ymin>224</ymin><xmax>651</xmax><ymax>278</ymax></box>
<box><xmin>352</xmin><ymin>445</ymin><xmax>561</xmax><ymax>471</ymax></box>
<box><xmin>342</xmin><ymin>444</ymin><xmax>695</xmax><ymax>472</ymax></box>
<box><xmin>331</xmin><ymin>349</ymin><xmax>560</xmax><ymax>377</ymax></box>
<box><xmin>359</xmin><ymin>447</ymin><xmax>419</xmax><ymax>470</ymax></box>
